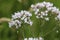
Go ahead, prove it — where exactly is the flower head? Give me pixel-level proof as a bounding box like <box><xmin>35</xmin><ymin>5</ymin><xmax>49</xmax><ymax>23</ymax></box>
<box><xmin>31</xmin><ymin>1</ymin><xmax>60</xmax><ymax>21</ymax></box>
<box><xmin>9</xmin><ymin>10</ymin><xmax>33</xmax><ymax>29</ymax></box>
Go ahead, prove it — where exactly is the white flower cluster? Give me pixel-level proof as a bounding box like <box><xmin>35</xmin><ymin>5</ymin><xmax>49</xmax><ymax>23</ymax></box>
<box><xmin>24</xmin><ymin>37</ymin><xmax>44</xmax><ymax>40</ymax></box>
<box><xmin>9</xmin><ymin>1</ymin><xmax>60</xmax><ymax>28</ymax></box>
<box><xmin>9</xmin><ymin>10</ymin><xmax>33</xmax><ymax>29</ymax></box>
<box><xmin>31</xmin><ymin>1</ymin><xmax>60</xmax><ymax>21</ymax></box>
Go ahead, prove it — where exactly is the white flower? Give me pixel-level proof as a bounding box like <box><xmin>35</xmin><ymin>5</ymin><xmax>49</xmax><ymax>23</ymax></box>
<box><xmin>40</xmin><ymin>15</ymin><xmax>43</xmax><ymax>18</ymax></box>
<box><xmin>9</xmin><ymin>21</ymin><xmax>15</xmax><ymax>28</ymax></box>
<box><xmin>9</xmin><ymin>20</ymin><xmax>21</xmax><ymax>29</ymax></box>
<box><xmin>52</xmin><ymin>7</ymin><xmax>59</xmax><ymax>13</ymax></box>
<box><xmin>31</xmin><ymin>1</ymin><xmax>60</xmax><ymax>21</ymax></box>
<box><xmin>36</xmin><ymin>16</ymin><xmax>39</xmax><ymax>18</ymax></box>
<box><xmin>45</xmin><ymin>13</ymin><xmax>48</xmax><ymax>16</ymax></box>
<box><xmin>31</xmin><ymin>4</ymin><xmax>35</xmax><ymax>8</ymax></box>
<box><xmin>29</xmin><ymin>21</ymin><xmax>33</xmax><ymax>26</ymax></box>
<box><xmin>47</xmin><ymin>7</ymin><xmax>52</xmax><ymax>11</ymax></box>
<box><xmin>21</xmin><ymin>15</ymin><xmax>26</xmax><ymax>20</ymax></box>
<box><xmin>39</xmin><ymin>37</ymin><xmax>44</xmax><ymax>40</ymax></box>
<box><xmin>57</xmin><ymin>14</ymin><xmax>60</xmax><ymax>20</ymax></box>
<box><xmin>15</xmin><ymin>20</ymin><xmax>21</xmax><ymax>27</ymax></box>
<box><xmin>28</xmin><ymin>38</ymin><xmax>33</xmax><ymax>40</ymax></box>
<box><xmin>9</xmin><ymin>10</ymin><xmax>32</xmax><ymax>29</ymax></box>
<box><xmin>25</xmin><ymin>12</ymin><xmax>32</xmax><ymax>17</ymax></box>
<box><xmin>24</xmin><ymin>18</ymin><xmax>28</xmax><ymax>23</ymax></box>
<box><xmin>44</xmin><ymin>2</ymin><xmax>53</xmax><ymax>8</ymax></box>
<box><xmin>36</xmin><ymin>3</ymin><xmax>45</xmax><ymax>8</ymax></box>
<box><xmin>24</xmin><ymin>38</ymin><xmax>27</xmax><ymax>40</ymax></box>
<box><xmin>41</xmin><ymin>12</ymin><xmax>45</xmax><ymax>16</ymax></box>
<box><xmin>34</xmin><ymin>38</ymin><xmax>38</xmax><ymax>40</ymax></box>
<box><xmin>20</xmin><ymin>10</ymin><xmax>24</xmax><ymax>14</ymax></box>
<box><xmin>15</xmin><ymin>12</ymin><xmax>21</xmax><ymax>17</ymax></box>
<box><xmin>35</xmin><ymin>9</ymin><xmax>39</xmax><ymax>15</ymax></box>
<box><xmin>55</xmin><ymin>17</ymin><xmax>58</xmax><ymax>20</ymax></box>
<box><xmin>45</xmin><ymin>10</ymin><xmax>48</xmax><ymax>13</ymax></box>
<box><xmin>45</xmin><ymin>17</ymin><xmax>49</xmax><ymax>21</ymax></box>
<box><xmin>43</xmin><ymin>1</ymin><xmax>47</xmax><ymax>5</ymax></box>
<box><xmin>12</xmin><ymin>12</ymin><xmax>22</xmax><ymax>19</ymax></box>
<box><xmin>12</xmin><ymin>15</ymin><xmax>17</xmax><ymax>19</ymax></box>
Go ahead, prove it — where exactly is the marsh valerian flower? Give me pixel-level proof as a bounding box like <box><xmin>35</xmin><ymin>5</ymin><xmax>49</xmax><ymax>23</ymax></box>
<box><xmin>31</xmin><ymin>1</ymin><xmax>60</xmax><ymax>21</ymax></box>
<box><xmin>9</xmin><ymin>10</ymin><xmax>33</xmax><ymax>29</ymax></box>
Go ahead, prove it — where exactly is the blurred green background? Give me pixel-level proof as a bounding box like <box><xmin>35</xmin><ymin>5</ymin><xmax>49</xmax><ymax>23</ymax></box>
<box><xmin>0</xmin><ymin>0</ymin><xmax>60</xmax><ymax>40</ymax></box>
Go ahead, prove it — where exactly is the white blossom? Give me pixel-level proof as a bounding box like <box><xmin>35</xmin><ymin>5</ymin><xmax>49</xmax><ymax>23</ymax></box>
<box><xmin>36</xmin><ymin>16</ymin><xmax>40</xmax><ymax>18</ymax></box>
<box><xmin>24</xmin><ymin>38</ymin><xmax>27</xmax><ymax>40</ymax></box>
<box><xmin>15</xmin><ymin>20</ymin><xmax>21</xmax><ymax>27</ymax></box>
<box><xmin>47</xmin><ymin>7</ymin><xmax>52</xmax><ymax>11</ymax></box>
<box><xmin>41</xmin><ymin>12</ymin><xmax>45</xmax><ymax>16</ymax></box>
<box><xmin>43</xmin><ymin>1</ymin><xmax>47</xmax><ymax>5</ymax></box>
<box><xmin>9</xmin><ymin>10</ymin><xmax>33</xmax><ymax>29</ymax></box>
<box><xmin>35</xmin><ymin>9</ymin><xmax>39</xmax><ymax>15</ymax></box>
<box><xmin>39</xmin><ymin>37</ymin><xmax>44</xmax><ymax>40</ymax></box>
<box><xmin>40</xmin><ymin>15</ymin><xmax>43</xmax><ymax>18</ymax></box>
<box><xmin>28</xmin><ymin>38</ymin><xmax>33</xmax><ymax>40</ymax></box>
<box><xmin>45</xmin><ymin>10</ymin><xmax>48</xmax><ymax>13</ymax></box>
<box><xmin>29</xmin><ymin>21</ymin><xmax>33</xmax><ymax>26</ymax></box>
<box><xmin>45</xmin><ymin>17</ymin><xmax>49</xmax><ymax>21</ymax></box>
<box><xmin>52</xmin><ymin>7</ymin><xmax>59</xmax><ymax>14</ymax></box>
<box><xmin>34</xmin><ymin>38</ymin><xmax>38</xmax><ymax>40</ymax></box>
<box><xmin>57</xmin><ymin>14</ymin><xmax>60</xmax><ymax>20</ymax></box>
<box><xmin>12</xmin><ymin>15</ymin><xmax>17</xmax><ymax>19</ymax></box>
<box><xmin>31</xmin><ymin>4</ymin><xmax>35</xmax><ymax>9</ymax></box>
<box><xmin>36</xmin><ymin>3</ymin><xmax>45</xmax><ymax>8</ymax></box>
<box><xmin>9</xmin><ymin>20</ymin><xmax>21</xmax><ymax>29</ymax></box>
<box><xmin>9</xmin><ymin>21</ymin><xmax>15</xmax><ymax>28</ymax></box>
<box><xmin>31</xmin><ymin>1</ymin><xmax>60</xmax><ymax>21</ymax></box>
<box><xmin>45</xmin><ymin>2</ymin><xmax>53</xmax><ymax>8</ymax></box>
<box><xmin>24</xmin><ymin>37</ymin><xmax>44</xmax><ymax>40</ymax></box>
